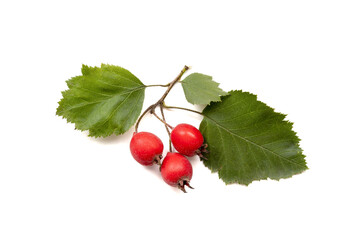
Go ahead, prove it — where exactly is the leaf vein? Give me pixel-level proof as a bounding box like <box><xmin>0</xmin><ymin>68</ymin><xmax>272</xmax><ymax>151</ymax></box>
<box><xmin>203</xmin><ymin>117</ymin><xmax>306</xmax><ymax>168</ymax></box>
<box><xmin>94</xmin><ymin>88</ymin><xmax>142</xmax><ymax>129</ymax></box>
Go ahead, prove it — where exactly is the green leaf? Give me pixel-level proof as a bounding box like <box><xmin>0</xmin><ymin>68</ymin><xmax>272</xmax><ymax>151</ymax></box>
<box><xmin>181</xmin><ymin>73</ymin><xmax>228</xmax><ymax>105</ymax></box>
<box><xmin>56</xmin><ymin>64</ymin><xmax>145</xmax><ymax>137</ymax></box>
<box><xmin>200</xmin><ymin>90</ymin><xmax>307</xmax><ymax>185</ymax></box>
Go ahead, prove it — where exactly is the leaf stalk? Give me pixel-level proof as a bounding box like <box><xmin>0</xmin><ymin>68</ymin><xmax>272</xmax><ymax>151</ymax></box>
<box><xmin>145</xmin><ymin>84</ymin><xmax>170</xmax><ymax>87</ymax></box>
<box><xmin>162</xmin><ymin>104</ymin><xmax>203</xmax><ymax>116</ymax></box>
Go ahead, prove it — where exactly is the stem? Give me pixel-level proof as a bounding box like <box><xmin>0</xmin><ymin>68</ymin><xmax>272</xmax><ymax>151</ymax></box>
<box><xmin>160</xmin><ymin>103</ymin><xmax>172</xmax><ymax>152</ymax></box>
<box><xmin>152</xmin><ymin>111</ymin><xmax>174</xmax><ymax>129</ymax></box>
<box><xmin>163</xmin><ymin>105</ymin><xmax>203</xmax><ymax>116</ymax></box>
<box><xmin>153</xmin><ymin>65</ymin><xmax>189</xmax><ymax>107</ymax></box>
<box><xmin>134</xmin><ymin>104</ymin><xmax>155</xmax><ymax>133</ymax></box>
<box><xmin>134</xmin><ymin>65</ymin><xmax>190</xmax><ymax>133</ymax></box>
<box><xmin>145</xmin><ymin>84</ymin><xmax>170</xmax><ymax>87</ymax></box>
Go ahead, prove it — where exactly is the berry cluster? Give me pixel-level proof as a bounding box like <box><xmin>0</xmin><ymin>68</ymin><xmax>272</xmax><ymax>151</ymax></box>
<box><xmin>130</xmin><ymin>123</ymin><xmax>206</xmax><ymax>192</ymax></box>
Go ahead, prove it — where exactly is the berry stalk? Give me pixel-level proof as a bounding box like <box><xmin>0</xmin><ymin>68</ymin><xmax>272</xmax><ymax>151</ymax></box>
<box><xmin>160</xmin><ymin>104</ymin><xmax>173</xmax><ymax>151</ymax></box>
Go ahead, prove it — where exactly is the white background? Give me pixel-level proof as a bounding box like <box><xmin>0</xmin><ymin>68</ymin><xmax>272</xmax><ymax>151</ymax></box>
<box><xmin>1</xmin><ymin>0</ymin><xmax>359</xmax><ymax>239</ymax></box>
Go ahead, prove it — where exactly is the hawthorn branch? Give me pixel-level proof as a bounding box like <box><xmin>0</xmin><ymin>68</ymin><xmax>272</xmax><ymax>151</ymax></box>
<box><xmin>134</xmin><ymin>65</ymin><xmax>190</xmax><ymax>133</ymax></box>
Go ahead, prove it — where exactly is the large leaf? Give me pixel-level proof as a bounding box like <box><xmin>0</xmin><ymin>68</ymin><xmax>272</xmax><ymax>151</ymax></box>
<box><xmin>200</xmin><ymin>90</ymin><xmax>307</xmax><ymax>185</ymax></box>
<box><xmin>57</xmin><ymin>64</ymin><xmax>145</xmax><ymax>137</ymax></box>
<box><xmin>181</xmin><ymin>73</ymin><xmax>228</xmax><ymax>105</ymax></box>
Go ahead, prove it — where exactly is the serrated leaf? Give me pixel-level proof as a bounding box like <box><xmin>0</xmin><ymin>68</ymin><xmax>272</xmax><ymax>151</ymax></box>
<box><xmin>181</xmin><ymin>73</ymin><xmax>228</xmax><ymax>105</ymax></box>
<box><xmin>56</xmin><ymin>64</ymin><xmax>145</xmax><ymax>137</ymax></box>
<box><xmin>200</xmin><ymin>90</ymin><xmax>307</xmax><ymax>185</ymax></box>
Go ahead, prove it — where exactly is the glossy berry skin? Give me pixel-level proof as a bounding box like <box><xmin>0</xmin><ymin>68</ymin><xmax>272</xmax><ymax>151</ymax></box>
<box><xmin>160</xmin><ymin>152</ymin><xmax>193</xmax><ymax>188</ymax></box>
<box><xmin>130</xmin><ymin>132</ymin><xmax>164</xmax><ymax>166</ymax></box>
<box><xmin>170</xmin><ymin>123</ymin><xmax>204</xmax><ymax>156</ymax></box>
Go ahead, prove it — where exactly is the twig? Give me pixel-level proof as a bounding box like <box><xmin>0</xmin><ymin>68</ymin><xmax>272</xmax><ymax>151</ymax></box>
<box><xmin>134</xmin><ymin>65</ymin><xmax>189</xmax><ymax>133</ymax></box>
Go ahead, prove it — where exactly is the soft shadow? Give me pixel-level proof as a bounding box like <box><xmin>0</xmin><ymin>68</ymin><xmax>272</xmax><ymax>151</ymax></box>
<box><xmin>87</xmin><ymin>127</ymin><xmax>135</xmax><ymax>145</ymax></box>
<box><xmin>194</xmin><ymin>104</ymin><xmax>206</xmax><ymax>112</ymax></box>
<box><xmin>143</xmin><ymin>164</ymin><xmax>163</xmax><ymax>181</ymax></box>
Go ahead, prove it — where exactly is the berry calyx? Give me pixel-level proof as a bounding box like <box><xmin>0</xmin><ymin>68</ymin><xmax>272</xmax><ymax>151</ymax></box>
<box><xmin>170</xmin><ymin>123</ymin><xmax>204</xmax><ymax>157</ymax></box>
<box><xmin>160</xmin><ymin>152</ymin><xmax>193</xmax><ymax>192</ymax></box>
<box><xmin>130</xmin><ymin>132</ymin><xmax>164</xmax><ymax>166</ymax></box>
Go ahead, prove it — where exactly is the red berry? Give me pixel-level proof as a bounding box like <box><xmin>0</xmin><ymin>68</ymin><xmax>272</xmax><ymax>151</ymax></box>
<box><xmin>130</xmin><ymin>132</ymin><xmax>164</xmax><ymax>166</ymax></box>
<box><xmin>170</xmin><ymin>123</ymin><xmax>204</xmax><ymax>156</ymax></box>
<box><xmin>160</xmin><ymin>152</ymin><xmax>193</xmax><ymax>192</ymax></box>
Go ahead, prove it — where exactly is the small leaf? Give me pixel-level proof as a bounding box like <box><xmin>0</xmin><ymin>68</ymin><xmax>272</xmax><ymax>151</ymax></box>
<box><xmin>200</xmin><ymin>90</ymin><xmax>307</xmax><ymax>185</ymax></box>
<box><xmin>181</xmin><ymin>73</ymin><xmax>228</xmax><ymax>105</ymax></box>
<box><xmin>57</xmin><ymin>64</ymin><xmax>145</xmax><ymax>137</ymax></box>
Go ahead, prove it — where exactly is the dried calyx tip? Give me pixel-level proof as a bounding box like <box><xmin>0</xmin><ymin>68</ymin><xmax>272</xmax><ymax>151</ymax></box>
<box><xmin>178</xmin><ymin>179</ymin><xmax>194</xmax><ymax>193</ymax></box>
<box><xmin>185</xmin><ymin>182</ymin><xmax>194</xmax><ymax>189</ymax></box>
<box><xmin>153</xmin><ymin>155</ymin><xmax>162</xmax><ymax>165</ymax></box>
<box><xmin>195</xmin><ymin>143</ymin><xmax>209</xmax><ymax>160</ymax></box>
